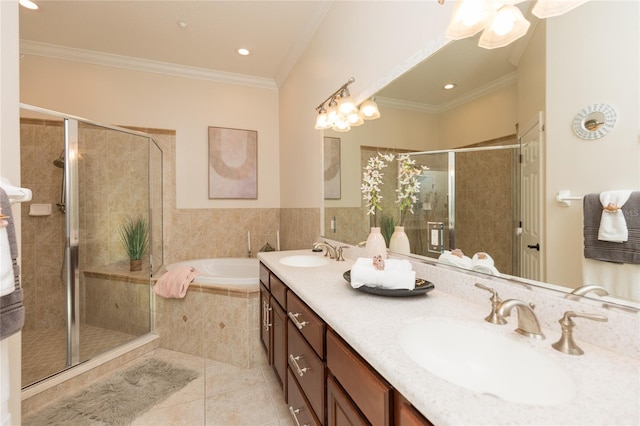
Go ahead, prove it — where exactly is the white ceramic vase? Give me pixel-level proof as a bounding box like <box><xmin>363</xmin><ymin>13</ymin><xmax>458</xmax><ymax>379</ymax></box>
<box><xmin>389</xmin><ymin>226</ymin><xmax>410</xmax><ymax>254</ymax></box>
<box><xmin>365</xmin><ymin>227</ymin><xmax>387</xmax><ymax>259</ymax></box>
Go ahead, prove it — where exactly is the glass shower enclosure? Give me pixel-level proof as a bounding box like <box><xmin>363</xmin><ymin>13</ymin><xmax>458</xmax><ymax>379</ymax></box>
<box><xmin>19</xmin><ymin>104</ymin><xmax>163</xmax><ymax>388</ymax></box>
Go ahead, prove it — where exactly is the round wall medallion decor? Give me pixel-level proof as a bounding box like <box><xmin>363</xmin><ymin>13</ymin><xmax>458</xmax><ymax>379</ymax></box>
<box><xmin>572</xmin><ymin>103</ymin><xmax>617</xmax><ymax>140</ymax></box>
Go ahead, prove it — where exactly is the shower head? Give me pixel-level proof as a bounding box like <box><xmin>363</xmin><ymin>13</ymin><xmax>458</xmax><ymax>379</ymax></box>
<box><xmin>53</xmin><ymin>150</ymin><xmax>65</xmax><ymax>168</ymax></box>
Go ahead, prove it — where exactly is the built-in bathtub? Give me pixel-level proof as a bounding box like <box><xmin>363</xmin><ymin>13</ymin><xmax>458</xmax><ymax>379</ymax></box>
<box><xmin>155</xmin><ymin>258</ymin><xmax>261</xmax><ymax>368</ymax></box>
<box><xmin>166</xmin><ymin>257</ymin><xmax>259</xmax><ymax>289</ymax></box>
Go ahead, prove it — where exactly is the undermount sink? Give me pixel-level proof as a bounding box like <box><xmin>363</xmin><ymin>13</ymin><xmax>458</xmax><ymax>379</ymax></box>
<box><xmin>398</xmin><ymin>318</ymin><xmax>576</xmax><ymax>406</ymax></box>
<box><xmin>279</xmin><ymin>255</ymin><xmax>331</xmax><ymax>267</ymax></box>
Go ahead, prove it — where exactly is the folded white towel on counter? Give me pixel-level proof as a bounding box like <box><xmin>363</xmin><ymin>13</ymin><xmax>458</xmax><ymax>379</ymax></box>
<box><xmin>599</xmin><ymin>190</ymin><xmax>633</xmax><ymax>242</ymax></box>
<box><xmin>471</xmin><ymin>252</ymin><xmax>500</xmax><ymax>276</ymax></box>
<box><xmin>437</xmin><ymin>250</ymin><xmax>472</xmax><ymax>270</ymax></box>
<box><xmin>351</xmin><ymin>257</ymin><xmax>415</xmax><ymax>290</ymax></box>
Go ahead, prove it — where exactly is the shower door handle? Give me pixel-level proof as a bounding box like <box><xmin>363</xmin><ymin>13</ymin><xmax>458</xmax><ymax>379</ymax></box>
<box><xmin>527</xmin><ymin>243</ymin><xmax>540</xmax><ymax>251</ymax></box>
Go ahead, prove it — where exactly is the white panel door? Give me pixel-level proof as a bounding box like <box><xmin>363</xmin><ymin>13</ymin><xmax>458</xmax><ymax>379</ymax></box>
<box><xmin>520</xmin><ymin>113</ymin><xmax>544</xmax><ymax>281</ymax></box>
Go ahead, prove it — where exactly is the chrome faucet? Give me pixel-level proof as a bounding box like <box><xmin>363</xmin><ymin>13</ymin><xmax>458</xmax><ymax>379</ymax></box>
<box><xmin>569</xmin><ymin>285</ymin><xmax>609</xmax><ymax>297</ymax></box>
<box><xmin>497</xmin><ymin>299</ymin><xmax>545</xmax><ymax>340</ymax></box>
<box><xmin>313</xmin><ymin>241</ymin><xmax>337</xmax><ymax>259</ymax></box>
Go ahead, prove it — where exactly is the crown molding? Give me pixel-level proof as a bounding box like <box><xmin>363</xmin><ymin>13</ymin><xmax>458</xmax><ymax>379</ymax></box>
<box><xmin>377</xmin><ymin>71</ymin><xmax>517</xmax><ymax>114</ymax></box>
<box><xmin>19</xmin><ymin>40</ymin><xmax>277</xmax><ymax>90</ymax></box>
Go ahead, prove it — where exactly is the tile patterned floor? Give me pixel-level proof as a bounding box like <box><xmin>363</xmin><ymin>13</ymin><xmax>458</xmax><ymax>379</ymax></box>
<box><xmin>21</xmin><ymin>324</ymin><xmax>137</xmax><ymax>387</ymax></box>
<box><xmin>24</xmin><ymin>347</ymin><xmax>294</xmax><ymax>426</ymax></box>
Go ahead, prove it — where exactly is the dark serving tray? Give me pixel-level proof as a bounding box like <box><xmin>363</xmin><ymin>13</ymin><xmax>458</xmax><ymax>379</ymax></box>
<box><xmin>343</xmin><ymin>270</ymin><xmax>435</xmax><ymax>297</ymax></box>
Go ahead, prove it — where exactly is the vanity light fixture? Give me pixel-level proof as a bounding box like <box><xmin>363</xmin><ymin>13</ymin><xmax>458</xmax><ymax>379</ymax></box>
<box><xmin>19</xmin><ymin>0</ymin><xmax>39</xmax><ymax>9</ymax></box>
<box><xmin>443</xmin><ymin>0</ymin><xmax>589</xmax><ymax>49</ymax></box>
<box><xmin>314</xmin><ymin>78</ymin><xmax>380</xmax><ymax>131</ymax></box>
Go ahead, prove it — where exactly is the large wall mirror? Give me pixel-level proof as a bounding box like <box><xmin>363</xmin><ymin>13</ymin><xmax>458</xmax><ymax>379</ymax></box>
<box><xmin>321</xmin><ymin>1</ymin><xmax>639</xmax><ymax>308</ymax></box>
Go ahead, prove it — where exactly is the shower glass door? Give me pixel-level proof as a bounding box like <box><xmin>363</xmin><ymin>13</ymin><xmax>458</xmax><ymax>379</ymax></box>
<box><xmin>19</xmin><ymin>105</ymin><xmax>160</xmax><ymax>388</ymax></box>
<box><xmin>74</xmin><ymin>121</ymin><xmax>153</xmax><ymax>364</ymax></box>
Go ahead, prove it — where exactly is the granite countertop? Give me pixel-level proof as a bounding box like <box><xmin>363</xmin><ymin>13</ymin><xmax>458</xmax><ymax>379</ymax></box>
<box><xmin>258</xmin><ymin>249</ymin><xmax>640</xmax><ymax>426</ymax></box>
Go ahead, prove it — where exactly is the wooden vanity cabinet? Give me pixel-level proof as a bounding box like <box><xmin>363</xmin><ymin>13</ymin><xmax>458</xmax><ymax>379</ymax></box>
<box><xmin>259</xmin><ymin>263</ymin><xmax>287</xmax><ymax>393</ymax></box>
<box><xmin>260</xmin><ymin>261</ymin><xmax>434</xmax><ymax>426</ymax></box>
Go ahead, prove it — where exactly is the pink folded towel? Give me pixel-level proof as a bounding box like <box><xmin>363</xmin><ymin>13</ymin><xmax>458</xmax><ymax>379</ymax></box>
<box><xmin>154</xmin><ymin>266</ymin><xmax>200</xmax><ymax>298</ymax></box>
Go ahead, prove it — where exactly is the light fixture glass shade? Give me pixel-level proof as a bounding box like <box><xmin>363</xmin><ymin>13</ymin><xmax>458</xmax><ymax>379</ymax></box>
<box><xmin>315</xmin><ymin>111</ymin><xmax>330</xmax><ymax>130</ymax></box>
<box><xmin>532</xmin><ymin>0</ymin><xmax>588</xmax><ymax>18</ymax></box>
<box><xmin>359</xmin><ymin>99</ymin><xmax>380</xmax><ymax>120</ymax></box>
<box><xmin>326</xmin><ymin>101</ymin><xmax>339</xmax><ymax>126</ymax></box>
<box><xmin>338</xmin><ymin>95</ymin><xmax>357</xmax><ymax>115</ymax></box>
<box><xmin>347</xmin><ymin>110</ymin><xmax>364</xmax><ymax>127</ymax></box>
<box><xmin>19</xmin><ymin>0</ymin><xmax>39</xmax><ymax>9</ymax></box>
<box><xmin>478</xmin><ymin>5</ymin><xmax>530</xmax><ymax>49</ymax></box>
<box><xmin>332</xmin><ymin>117</ymin><xmax>351</xmax><ymax>132</ymax></box>
<box><xmin>445</xmin><ymin>0</ymin><xmax>500</xmax><ymax>40</ymax></box>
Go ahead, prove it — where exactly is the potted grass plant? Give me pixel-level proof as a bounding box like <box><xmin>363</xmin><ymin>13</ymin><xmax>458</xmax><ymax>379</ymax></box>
<box><xmin>119</xmin><ymin>216</ymin><xmax>149</xmax><ymax>271</ymax></box>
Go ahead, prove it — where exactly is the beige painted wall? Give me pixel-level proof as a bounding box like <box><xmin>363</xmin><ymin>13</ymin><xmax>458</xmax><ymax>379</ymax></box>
<box><xmin>545</xmin><ymin>1</ymin><xmax>640</xmax><ymax>287</ymax></box>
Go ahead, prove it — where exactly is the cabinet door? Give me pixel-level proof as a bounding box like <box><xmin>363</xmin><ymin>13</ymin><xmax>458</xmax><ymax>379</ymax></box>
<box><xmin>327</xmin><ymin>374</ymin><xmax>368</xmax><ymax>426</ymax></box>
<box><xmin>260</xmin><ymin>285</ymin><xmax>272</xmax><ymax>362</ymax></box>
<box><xmin>394</xmin><ymin>393</ymin><xmax>434</xmax><ymax>426</ymax></box>
<box><xmin>272</xmin><ymin>299</ymin><xmax>287</xmax><ymax>394</ymax></box>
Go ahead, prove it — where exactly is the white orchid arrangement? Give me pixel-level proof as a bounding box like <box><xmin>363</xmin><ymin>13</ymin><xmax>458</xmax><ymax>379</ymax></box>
<box><xmin>396</xmin><ymin>154</ymin><xmax>429</xmax><ymax>226</ymax></box>
<box><xmin>361</xmin><ymin>152</ymin><xmax>395</xmax><ymax>227</ymax></box>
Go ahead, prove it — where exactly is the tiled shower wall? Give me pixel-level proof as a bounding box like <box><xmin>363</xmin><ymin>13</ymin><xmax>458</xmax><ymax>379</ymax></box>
<box><xmin>20</xmin><ymin>119</ymin><xmax>66</xmax><ymax>331</ymax></box>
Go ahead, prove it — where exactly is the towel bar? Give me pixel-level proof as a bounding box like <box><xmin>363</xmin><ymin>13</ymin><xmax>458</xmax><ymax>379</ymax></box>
<box><xmin>556</xmin><ymin>190</ymin><xmax>583</xmax><ymax>207</ymax></box>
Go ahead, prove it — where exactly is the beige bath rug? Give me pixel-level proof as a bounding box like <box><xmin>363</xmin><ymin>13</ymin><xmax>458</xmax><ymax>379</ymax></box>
<box><xmin>23</xmin><ymin>358</ymin><xmax>198</xmax><ymax>425</ymax></box>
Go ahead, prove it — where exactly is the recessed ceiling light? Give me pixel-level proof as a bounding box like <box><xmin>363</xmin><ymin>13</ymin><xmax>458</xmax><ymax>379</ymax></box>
<box><xmin>237</xmin><ymin>48</ymin><xmax>250</xmax><ymax>56</ymax></box>
<box><xmin>19</xmin><ymin>0</ymin><xmax>39</xmax><ymax>10</ymax></box>
<box><xmin>177</xmin><ymin>21</ymin><xmax>188</xmax><ymax>28</ymax></box>
<box><xmin>443</xmin><ymin>83</ymin><xmax>457</xmax><ymax>90</ymax></box>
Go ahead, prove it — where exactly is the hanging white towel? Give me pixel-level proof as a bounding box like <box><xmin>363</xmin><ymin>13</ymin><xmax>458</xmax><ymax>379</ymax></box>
<box><xmin>0</xmin><ymin>226</ymin><xmax>13</xmax><ymax>297</ymax></box>
<box><xmin>598</xmin><ymin>190</ymin><xmax>633</xmax><ymax>242</ymax></box>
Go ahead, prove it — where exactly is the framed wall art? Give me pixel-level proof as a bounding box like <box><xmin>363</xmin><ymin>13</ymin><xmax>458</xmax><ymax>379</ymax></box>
<box><xmin>208</xmin><ymin>126</ymin><xmax>257</xmax><ymax>199</ymax></box>
<box><xmin>323</xmin><ymin>136</ymin><xmax>341</xmax><ymax>199</ymax></box>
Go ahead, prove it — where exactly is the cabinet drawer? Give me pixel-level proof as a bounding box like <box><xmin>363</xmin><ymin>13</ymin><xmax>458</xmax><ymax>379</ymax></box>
<box><xmin>259</xmin><ymin>263</ymin><xmax>270</xmax><ymax>289</ymax></box>
<box><xmin>288</xmin><ymin>321</ymin><xmax>325</xmax><ymax>422</ymax></box>
<box><xmin>327</xmin><ymin>330</ymin><xmax>391</xmax><ymax>426</ymax></box>
<box><xmin>270</xmin><ymin>273</ymin><xmax>287</xmax><ymax>308</ymax></box>
<box><xmin>287</xmin><ymin>292</ymin><xmax>325</xmax><ymax>358</ymax></box>
<box><xmin>288</xmin><ymin>368</ymin><xmax>321</xmax><ymax>426</ymax></box>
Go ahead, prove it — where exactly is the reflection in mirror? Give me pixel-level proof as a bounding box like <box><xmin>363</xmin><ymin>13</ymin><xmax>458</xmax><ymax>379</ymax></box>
<box><xmin>322</xmin><ymin>1</ymin><xmax>639</xmax><ymax>308</ymax></box>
